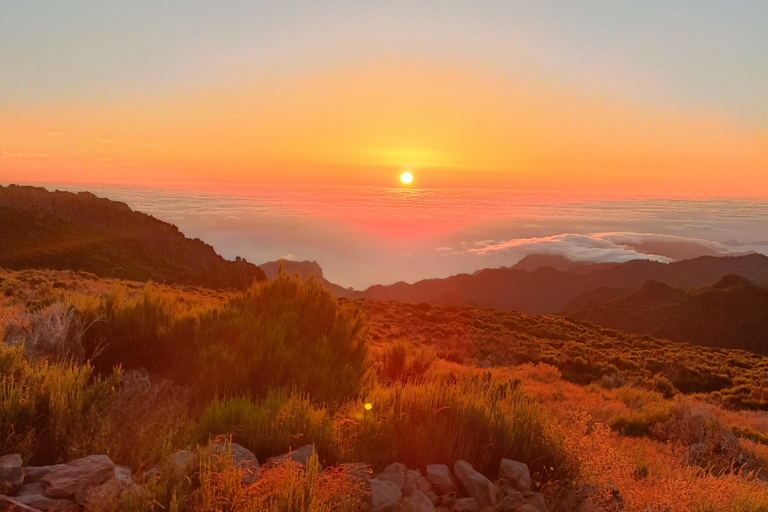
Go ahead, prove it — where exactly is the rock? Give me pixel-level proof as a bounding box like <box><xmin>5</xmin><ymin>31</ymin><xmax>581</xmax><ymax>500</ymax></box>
<box><xmin>377</xmin><ymin>470</ymin><xmax>405</xmax><ymax>490</ymax></box>
<box><xmin>452</xmin><ymin>497</ymin><xmax>479</xmax><ymax>512</ymax></box>
<box><xmin>498</xmin><ymin>459</ymin><xmax>531</xmax><ymax>491</ymax></box>
<box><xmin>403</xmin><ymin>470</ymin><xmax>420</xmax><ymax>495</ymax></box>
<box><xmin>438</xmin><ymin>494</ymin><xmax>454</xmax><ymax>507</ymax></box>
<box><xmin>426</xmin><ymin>465</ymin><xmax>456</xmax><ymax>495</ymax></box>
<box><xmin>75</xmin><ymin>465</ymin><xmax>133</xmax><ymax>505</ymax></box>
<box><xmin>416</xmin><ymin>476</ymin><xmax>433</xmax><ymax>493</ymax></box>
<box><xmin>41</xmin><ymin>455</ymin><xmax>115</xmax><ymax>499</ymax></box>
<box><xmin>402</xmin><ymin>490</ymin><xmax>437</xmax><ymax>512</ymax></box>
<box><xmin>267</xmin><ymin>444</ymin><xmax>321</xmax><ymax>473</ymax></box>
<box><xmin>0</xmin><ymin>455</ymin><xmax>24</xmax><ymax>496</ymax></box>
<box><xmin>382</xmin><ymin>462</ymin><xmax>407</xmax><ymax>474</ymax></box>
<box><xmin>207</xmin><ymin>442</ymin><xmax>260</xmax><ymax>484</ymax></box>
<box><xmin>145</xmin><ymin>450</ymin><xmax>194</xmax><ymax>483</ymax></box>
<box><xmin>22</xmin><ymin>468</ymin><xmax>63</xmax><ymax>486</ymax></box>
<box><xmin>453</xmin><ymin>460</ymin><xmax>498</xmax><ymax>507</ymax></box>
<box><xmin>370</xmin><ymin>478</ymin><xmax>402</xmax><ymax>512</ymax></box>
<box><xmin>522</xmin><ymin>490</ymin><xmax>548</xmax><ymax>512</ymax></box>
<box><xmin>0</xmin><ymin>496</ymin><xmax>43</xmax><ymax>511</ymax></box>
<box><xmin>495</xmin><ymin>492</ymin><xmax>525</xmax><ymax>512</ymax></box>
<box><xmin>10</xmin><ymin>484</ymin><xmax>78</xmax><ymax>511</ymax></box>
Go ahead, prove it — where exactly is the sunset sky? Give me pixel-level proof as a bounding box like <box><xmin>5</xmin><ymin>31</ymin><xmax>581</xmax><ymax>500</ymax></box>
<box><xmin>2</xmin><ymin>1</ymin><xmax>767</xmax><ymax>196</ymax></box>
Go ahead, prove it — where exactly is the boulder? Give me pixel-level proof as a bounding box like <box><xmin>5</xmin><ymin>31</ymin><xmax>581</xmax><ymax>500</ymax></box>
<box><xmin>145</xmin><ymin>450</ymin><xmax>194</xmax><ymax>483</ymax></box>
<box><xmin>453</xmin><ymin>460</ymin><xmax>497</xmax><ymax>507</ymax></box>
<box><xmin>207</xmin><ymin>442</ymin><xmax>260</xmax><ymax>484</ymax></box>
<box><xmin>0</xmin><ymin>455</ymin><xmax>24</xmax><ymax>496</ymax></box>
<box><xmin>402</xmin><ymin>490</ymin><xmax>437</xmax><ymax>512</ymax></box>
<box><xmin>23</xmin><ymin>467</ymin><xmax>63</xmax><ymax>486</ymax></box>
<box><xmin>267</xmin><ymin>444</ymin><xmax>321</xmax><ymax>473</ymax></box>
<box><xmin>403</xmin><ymin>470</ymin><xmax>419</xmax><ymax>495</ymax></box>
<box><xmin>416</xmin><ymin>475</ymin><xmax>432</xmax><ymax>493</ymax></box>
<box><xmin>377</xmin><ymin>470</ymin><xmax>404</xmax><ymax>490</ymax></box>
<box><xmin>41</xmin><ymin>455</ymin><xmax>115</xmax><ymax>499</ymax></box>
<box><xmin>370</xmin><ymin>478</ymin><xmax>402</xmax><ymax>512</ymax></box>
<box><xmin>75</xmin><ymin>465</ymin><xmax>133</xmax><ymax>505</ymax></box>
<box><xmin>451</xmin><ymin>497</ymin><xmax>479</xmax><ymax>512</ymax></box>
<box><xmin>426</xmin><ymin>465</ymin><xmax>456</xmax><ymax>495</ymax></box>
<box><xmin>498</xmin><ymin>459</ymin><xmax>531</xmax><ymax>491</ymax></box>
<box><xmin>382</xmin><ymin>462</ymin><xmax>407</xmax><ymax>474</ymax></box>
<box><xmin>10</xmin><ymin>484</ymin><xmax>78</xmax><ymax>511</ymax></box>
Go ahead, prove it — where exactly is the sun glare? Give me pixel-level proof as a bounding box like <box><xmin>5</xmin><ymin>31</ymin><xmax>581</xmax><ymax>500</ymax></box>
<box><xmin>400</xmin><ymin>171</ymin><xmax>414</xmax><ymax>184</ymax></box>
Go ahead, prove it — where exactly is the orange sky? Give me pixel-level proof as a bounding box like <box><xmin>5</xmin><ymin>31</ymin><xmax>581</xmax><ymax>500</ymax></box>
<box><xmin>2</xmin><ymin>60</ymin><xmax>767</xmax><ymax>196</ymax></box>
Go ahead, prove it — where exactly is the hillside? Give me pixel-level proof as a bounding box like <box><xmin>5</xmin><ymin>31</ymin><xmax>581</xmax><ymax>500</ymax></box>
<box><xmin>566</xmin><ymin>275</ymin><xmax>768</xmax><ymax>355</ymax></box>
<box><xmin>0</xmin><ymin>184</ymin><xmax>265</xmax><ymax>289</ymax></box>
<box><xmin>258</xmin><ymin>258</ymin><xmax>354</xmax><ymax>296</ymax></box>
<box><xmin>5</xmin><ymin>267</ymin><xmax>768</xmax><ymax>510</ymax></box>
<box><xmin>355</xmin><ymin>253</ymin><xmax>768</xmax><ymax>314</ymax></box>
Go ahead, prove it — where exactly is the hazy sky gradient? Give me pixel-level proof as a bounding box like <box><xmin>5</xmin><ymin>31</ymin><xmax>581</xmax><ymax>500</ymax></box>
<box><xmin>2</xmin><ymin>1</ymin><xmax>767</xmax><ymax>195</ymax></box>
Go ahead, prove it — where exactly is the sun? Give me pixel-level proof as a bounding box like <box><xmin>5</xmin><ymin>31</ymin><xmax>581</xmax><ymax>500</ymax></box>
<box><xmin>400</xmin><ymin>171</ymin><xmax>413</xmax><ymax>184</ymax></box>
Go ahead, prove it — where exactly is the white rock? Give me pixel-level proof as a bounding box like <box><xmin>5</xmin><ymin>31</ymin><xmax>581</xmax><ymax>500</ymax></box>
<box><xmin>402</xmin><ymin>490</ymin><xmax>437</xmax><ymax>512</ymax></box>
<box><xmin>41</xmin><ymin>455</ymin><xmax>115</xmax><ymax>499</ymax></box>
<box><xmin>426</xmin><ymin>464</ymin><xmax>456</xmax><ymax>495</ymax></box>
<box><xmin>498</xmin><ymin>459</ymin><xmax>531</xmax><ymax>491</ymax></box>
<box><xmin>370</xmin><ymin>478</ymin><xmax>402</xmax><ymax>512</ymax></box>
<box><xmin>12</xmin><ymin>483</ymin><xmax>79</xmax><ymax>511</ymax></box>
<box><xmin>267</xmin><ymin>444</ymin><xmax>321</xmax><ymax>473</ymax></box>
<box><xmin>208</xmin><ymin>441</ymin><xmax>260</xmax><ymax>484</ymax></box>
<box><xmin>453</xmin><ymin>460</ymin><xmax>498</xmax><ymax>507</ymax></box>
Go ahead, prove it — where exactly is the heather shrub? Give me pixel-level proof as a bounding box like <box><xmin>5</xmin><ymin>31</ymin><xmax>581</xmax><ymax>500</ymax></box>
<box><xmin>193</xmin><ymin>273</ymin><xmax>368</xmax><ymax>402</ymax></box>
<box><xmin>0</xmin><ymin>343</ymin><xmax>121</xmax><ymax>464</ymax></box>
<box><xmin>192</xmin><ymin>390</ymin><xmax>335</xmax><ymax>463</ymax></box>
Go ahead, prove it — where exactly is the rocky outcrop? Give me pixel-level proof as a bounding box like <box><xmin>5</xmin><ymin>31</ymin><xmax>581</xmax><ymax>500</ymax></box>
<box><xmin>426</xmin><ymin>465</ymin><xmax>457</xmax><ymax>495</ymax></box>
<box><xmin>41</xmin><ymin>456</ymin><xmax>114</xmax><ymax>499</ymax></box>
<box><xmin>0</xmin><ymin>454</ymin><xmax>136</xmax><ymax>512</ymax></box>
<box><xmin>370</xmin><ymin>478</ymin><xmax>402</xmax><ymax>512</ymax></box>
<box><xmin>266</xmin><ymin>444</ymin><xmax>321</xmax><ymax>473</ymax></box>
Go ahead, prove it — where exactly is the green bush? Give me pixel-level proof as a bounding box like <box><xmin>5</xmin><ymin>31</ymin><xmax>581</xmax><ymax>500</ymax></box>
<box><xmin>0</xmin><ymin>343</ymin><xmax>121</xmax><ymax>464</ymax></box>
<box><xmin>193</xmin><ymin>273</ymin><xmax>368</xmax><ymax>402</ymax></box>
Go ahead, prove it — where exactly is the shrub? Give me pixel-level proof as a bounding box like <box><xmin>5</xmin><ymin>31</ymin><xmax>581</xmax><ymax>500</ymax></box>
<box><xmin>194</xmin><ymin>273</ymin><xmax>368</xmax><ymax>402</ymax></box>
<box><xmin>0</xmin><ymin>343</ymin><xmax>121</xmax><ymax>464</ymax></box>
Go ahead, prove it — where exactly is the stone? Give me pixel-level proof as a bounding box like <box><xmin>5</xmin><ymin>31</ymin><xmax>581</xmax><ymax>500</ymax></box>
<box><xmin>0</xmin><ymin>496</ymin><xmax>43</xmax><ymax>511</ymax></box>
<box><xmin>426</xmin><ymin>465</ymin><xmax>456</xmax><ymax>495</ymax></box>
<box><xmin>402</xmin><ymin>490</ymin><xmax>437</xmax><ymax>512</ymax></box>
<box><xmin>495</xmin><ymin>491</ymin><xmax>525</xmax><ymax>512</ymax></box>
<box><xmin>377</xmin><ymin>470</ymin><xmax>404</xmax><ymax>490</ymax></box>
<box><xmin>208</xmin><ymin>442</ymin><xmax>260</xmax><ymax>484</ymax></box>
<box><xmin>23</xmin><ymin>467</ymin><xmax>63</xmax><ymax>486</ymax></box>
<box><xmin>41</xmin><ymin>455</ymin><xmax>115</xmax><ymax>499</ymax></box>
<box><xmin>382</xmin><ymin>462</ymin><xmax>407</xmax><ymax>474</ymax></box>
<box><xmin>267</xmin><ymin>444</ymin><xmax>321</xmax><ymax>473</ymax></box>
<box><xmin>10</xmin><ymin>484</ymin><xmax>78</xmax><ymax>512</ymax></box>
<box><xmin>498</xmin><ymin>459</ymin><xmax>531</xmax><ymax>492</ymax></box>
<box><xmin>75</xmin><ymin>465</ymin><xmax>133</xmax><ymax>505</ymax></box>
<box><xmin>145</xmin><ymin>450</ymin><xmax>194</xmax><ymax>483</ymax></box>
<box><xmin>522</xmin><ymin>491</ymin><xmax>548</xmax><ymax>512</ymax></box>
<box><xmin>453</xmin><ymin>460</ymin><xmax>498</xmax><ymax>507</ymax></box>
<box><xmin>403</xmin><ymin>470</ymin><xmax>420</xmax><ymax>495</ymax></box>
<box><xmin>0</xmin><ymin>455</ymin><xmax>24</xmax><ymax>496</ymax></box>
<box><xmin>370</xmin><ymin>478</ymin><xmax>402</xmax><ymax>512</ymax></box>
<box><xmin>452</xmin><ymin>497</ymin><xmax>479</xmax><ymax>512</ymax></box>
<box><xmin>416</xmin><ymin>475</ymin><xmax>433</xmax><ymax>493</ymax></box>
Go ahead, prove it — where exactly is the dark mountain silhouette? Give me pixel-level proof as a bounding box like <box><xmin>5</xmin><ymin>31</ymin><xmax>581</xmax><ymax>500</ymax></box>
<box><xmin>257</xmin><ymin>258</ymin><xmax>353</xmax><ymax>296</ymax></box>
<box><xmin>0</xmin><ymin>184</ymin><xmax>265</xmax><ymax>289</ymax></box>
<box><xmin>354</xmin><ymin>253</ymin><xmax>768</xmax><ymax>314</ymax></box>
<box><xmin>566</xmin><ymin>275</ymin><xmax>768</xmax><ymax>355</ymax></box>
